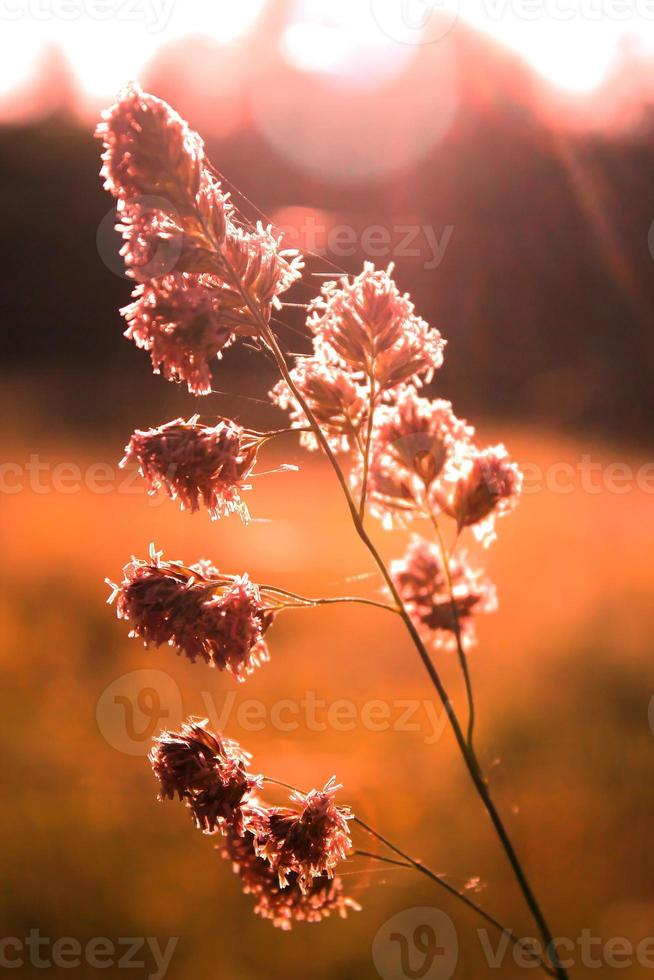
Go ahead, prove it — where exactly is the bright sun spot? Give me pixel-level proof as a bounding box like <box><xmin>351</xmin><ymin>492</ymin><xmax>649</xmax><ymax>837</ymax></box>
<box><xmin>459</xmin><ymin>1</ymin><xmax>651</xmax><ymax>93</ymax></box>
<box><xmin>281</xmin><ymin>0</ymin><xmax>413</xmax><ymax>87</ymax></box>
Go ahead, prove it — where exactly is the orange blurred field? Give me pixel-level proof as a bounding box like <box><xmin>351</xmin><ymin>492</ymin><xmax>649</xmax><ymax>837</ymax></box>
<box><xmin>1</xmin><ymin>422</ymin><xmax>653</xmax><ymax>978</ymax></box>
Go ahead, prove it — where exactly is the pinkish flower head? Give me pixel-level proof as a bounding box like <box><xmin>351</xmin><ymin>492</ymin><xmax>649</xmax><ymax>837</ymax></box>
<box><xmin>120</xmin><ymin>416</ymin><xmax>259</xmax><ymax>521</ymax></box>
<box><xmin>108</xmin><ymin>548</ymin><xmax>274</xmax><ymax>680</ymax></box>
<box><xmin>223</xmin><ymin>822</ymin><xmax>360</xmax><ymax>930</ymax></box>
<box><xmin>150</xmin><ymin>720</ymin><xmax>260</xmax><ymax>834</ymax></box>
<box><xmin>365</xmin><ymin>387</ymin><xmax>473</xmax><ymax>525</ymax></box>
<box><xmin>271</xmin><ymin>349</ymin><xmax>367</xmax><ymax>453</ymax></box>
<box><xmin>98</xmin><ymin>87</ymin><xmax>303</xmax><ymax>390</ymax></box>
<box><xmin>391</xmin><ymin>536</ymin><xmax>496</xmax><ymax>650</ymax></box>
<box><xmin>248</xmin><ymin>778</ymin><xmax>353</xmax><ymax>894</ymax></box>
<box><xmin>95</xmin><ymin>83</ymin><xmax>205</xmax><ymax>211</ymax></box>
<box><xmin>448</xmin><ymin>445</ymin><xmax>522</xmax><ymax>546</ymax></box>
<box><xmin>308</xmin><ymin>263</ymin><xmax>444</xmax><ymax>389</ymax></box>
<box><xmin>122</xmin><ymin>273</ymin><xmax>235</xmax><ymax>394</ymax></box>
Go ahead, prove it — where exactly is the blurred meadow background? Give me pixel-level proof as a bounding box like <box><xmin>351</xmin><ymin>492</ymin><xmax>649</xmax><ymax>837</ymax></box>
<box><xmin>2</xmin><ymin>1</ymin><xmax>654</xmax><ymax>977</ymax></box>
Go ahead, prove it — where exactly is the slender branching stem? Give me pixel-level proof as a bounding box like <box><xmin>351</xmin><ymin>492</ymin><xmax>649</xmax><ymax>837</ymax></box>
<box><xmin>258</xmin><ymin>583</ymin><xmax>398</xmax><ymax>615</ymax></box>
<box><xmin>262</xmin><ymin>778</ymin><xmax>554</xmax><ymax>977</ymax></box>
<box><xmin>219</xmin><ymin>253</ymin><xmax>568</xmax><ymax>980</ymax></box>
<box><xmin>254</xmin><ymin>425</ymin><xmax>312</xmax><ymax>440</ymax></box>
<box><xmin>353</xmin><ymin>849</ymin><xmax>412</xmax><ymax>869</ymax></box>
<box><xmin>358</xmin><ymin>375</ymin><xmax>377</xmax><ymax>521</ymax></box>
<box><xmin>355</xmin><ymin>822</ymin><xmax>557</xmax><ymax>978</ymax></box>
<box><xmin>426</xmin><ymin>506</ymin><xmax>476</xmax><ymax>754</ymax></box>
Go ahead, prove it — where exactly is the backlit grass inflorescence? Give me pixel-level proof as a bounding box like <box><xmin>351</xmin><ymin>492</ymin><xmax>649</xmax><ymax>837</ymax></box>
<box><xmin>98</xmin><ymin>87</ymin><xmax>569</xmax><ymax>980</ymax></box>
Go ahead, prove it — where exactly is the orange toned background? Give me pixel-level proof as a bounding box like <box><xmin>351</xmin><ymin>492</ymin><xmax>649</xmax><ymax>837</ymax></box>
<box><xmin>2</xmin><ymin>5</ymin><xmax>654</xmax><ymax>978</ymax></box>
<box><xmin>2</xmin><ymin>413</ymin><xmax>654</xmax><ymax>978</ymax></box>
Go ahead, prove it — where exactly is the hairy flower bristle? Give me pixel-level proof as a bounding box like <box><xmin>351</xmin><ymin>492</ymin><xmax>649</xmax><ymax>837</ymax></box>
<box><xmin>121</xmin><ymin>416</ymin><xmax>259</xmax><ymax>521</ymax></box>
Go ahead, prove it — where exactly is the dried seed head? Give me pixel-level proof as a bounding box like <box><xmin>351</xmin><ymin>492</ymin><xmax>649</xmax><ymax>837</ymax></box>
<box><xmin>116</xmin><ymin>192</ymin><xmax>230</xmax><ymax>283</ymax></box>
<box><xmin>448</xmin><ymin>445</ymin><xmax>522</xmax><ymax>546</ymax></box>
<box><xmin>308</xmin><ymin>263</ymin><xmax>444</xmax><ymax>388</ymax></box>
<box><xmin>271</xmin><ymin>351</ymin><xmax>367</xmax><ymax>453</ymax></box>
<box><xmin>364</xmin><ymin>387</ymin><xmax>473</xmax><ymax>525</ymax></box>
<box><xmin>391</xmin><ymin>536</ymin><xmax>496</xmax><ymax>650</ymax></box>
<box><xmin>96</xmin><ymin>82</ymin><xmax>205</xmax><ymax>210</ymax></box>
<box><xmin>150</xmin><ymin>721</ymin><xmax>260</xmax><ymax>834</ymax></box>
<box><xmin>122</xmin><ymin>273</ymin><xmax>235</xmax><ymax>394</ymax></box>
<box><xmin>121</xmin><ymin>416</ymin><xmax>259</xmax><ymax>521</ymax></box>
<box><xmin>223</xmin><ymin>823</ymin><xmax>360</xmax><ymax>930</ymax></box>
<box><xmin>98</xmin><ymin>87</ymin><xmax>303</xmax><ymax>392</ymax></box>
<box><xmin>248</xmin><ymin>778</ymin><xmax>353</xmax><ymax>894</ymax></box>
<box><xmin>108</xmin><ymin>548</ymin><xmax>273</xmax><ymax>680</ymax></box>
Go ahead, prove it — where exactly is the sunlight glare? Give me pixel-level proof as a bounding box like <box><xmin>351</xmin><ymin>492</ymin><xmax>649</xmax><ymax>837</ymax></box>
<box><xmin>281</xmin><ymin>0</ymin><xmax>413</xmax><ymax>87</ymax></box>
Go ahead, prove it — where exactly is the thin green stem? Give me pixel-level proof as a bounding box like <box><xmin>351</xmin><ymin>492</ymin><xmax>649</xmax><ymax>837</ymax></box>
<box><xmin>219</xmin><ymin>253</ymin><xmax>568</xmax><ymax>980</ymax></box>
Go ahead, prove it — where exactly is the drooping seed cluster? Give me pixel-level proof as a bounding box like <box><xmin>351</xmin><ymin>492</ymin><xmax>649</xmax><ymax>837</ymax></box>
<box><xmin>223</xmin><ymin>827</ymin><xmax>359</xmax><ymax>930</ymax></box>
<box><xmin>150</xmin><ymin>721</ymin><xmax>259</xmax><ymax>834</ymax></box>
<box><xmin>244</xmin><ymin>778</ymin><xmax>353</xmax><ymax>893</ymax></box>
<box><xmin>150</xmin><ymin>721</ymin><xmax>358</xmax><ymax>929</ymax></box>
<box><xmin>108</xmin><ymin>548</ymin><xmax>274</xmax><ymax>680</ymax></box>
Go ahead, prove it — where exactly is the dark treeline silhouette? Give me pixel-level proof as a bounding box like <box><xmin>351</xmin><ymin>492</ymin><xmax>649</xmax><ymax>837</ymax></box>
<box><xmin>2</xmin><ymin>16</ymin><xmax>653</xmax><ymax>443</ymax></box>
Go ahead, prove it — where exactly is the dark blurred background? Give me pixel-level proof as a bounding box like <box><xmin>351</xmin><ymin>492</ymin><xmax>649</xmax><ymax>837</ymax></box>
<box><xmin>3</xmin><ymin>0</ymin><xmax>654</xmax><ymax>441</ymax></box>
<box><xmin>1</xmin><ymin>1</ymin><xmax>654</xmax><ymax>978</ymax></box>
